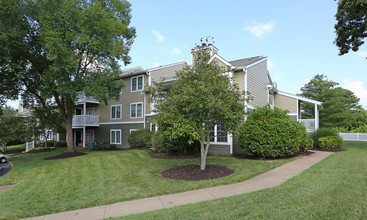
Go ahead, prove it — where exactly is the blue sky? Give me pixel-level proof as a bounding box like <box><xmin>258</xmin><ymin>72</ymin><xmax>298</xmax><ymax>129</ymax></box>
<box><xmin>7</xmin><ymin>0</ymin><xmax>367</xmax><ymax>108</ymax></box>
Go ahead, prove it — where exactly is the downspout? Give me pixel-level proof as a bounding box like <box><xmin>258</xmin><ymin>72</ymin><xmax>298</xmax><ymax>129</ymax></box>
<box><xmin>83</xmin><ymin>102</ymin><xmax>86</xmax><ymax>148</ymax></box>
<box><xmin>244</xmin><ymin>68</ymin><xmax>248</xmax><ymax>119</ymax></box>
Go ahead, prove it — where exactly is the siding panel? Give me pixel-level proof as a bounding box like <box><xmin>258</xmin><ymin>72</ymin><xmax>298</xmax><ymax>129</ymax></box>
<box><xmin>247</xmin><ymin>60</ymin><xmax>269</xmax><ymax>107</ymax></box>
<box><xmin>274</xmin><ymin>94</ymin><xmax>297</xmax><ymax>114</ymax></box>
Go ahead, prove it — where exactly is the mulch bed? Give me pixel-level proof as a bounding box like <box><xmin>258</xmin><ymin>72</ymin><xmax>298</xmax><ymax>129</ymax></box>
<box><xmin>311</xmin><ymin>148</ymin><xmax>344</xmax><ymax>152</ymax></box>
<box><xmin>44</xmin><ymin>152</ymin><xmax>86</xmax><ymax>160</ymax></box>
<box><xmin>161</xmin><ymin>164</ymin><xmax>235</xmax><ymax>181</ymax></box>
<box><xmin>151</xmin><ymin>153</ymin><xmax>200</xmax><ymax>159</ymax></box>
<box><xmin>28</xmin><ymin>148</ymin><xmax>56</xmax><ymax>154</ymax></box>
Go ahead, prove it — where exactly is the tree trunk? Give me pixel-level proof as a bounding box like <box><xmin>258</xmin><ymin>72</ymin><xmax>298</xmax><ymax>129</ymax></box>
<box><xmin>200</xmin><ymin>135</ymin><xmax>210</xmax><ymax>170</ymax></box>
<box><xmin>65</xmin><ymin>115</ymin><xmax>75</xmax><ymax>153</ymax></box>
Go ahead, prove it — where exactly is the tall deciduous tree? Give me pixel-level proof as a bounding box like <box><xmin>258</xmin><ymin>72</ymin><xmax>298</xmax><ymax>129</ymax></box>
<box><xmin>334</xmin><ymin>0</ymin><xmax>367</xmax><ymax>56</ymax></box>
<box><xmin>0</xmin><ymin>107</ymin><xmax>25</xmax><ymax>152</ymax></box>
<box><xmin>151</xmin><ymin>40</ymin><xmax>246</xmax><ymax>170</ymax></box>
<box><xmin>0</xmin><ymin>0</ymin><xmax>136</xmax><ymax>152</ymax></box>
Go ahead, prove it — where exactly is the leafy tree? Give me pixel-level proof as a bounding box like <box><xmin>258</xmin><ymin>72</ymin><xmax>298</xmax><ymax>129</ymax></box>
<box><xmin>0</xmin><ymin>0</ymin><xmax>136</xmax><ymax>152</ymax></box>
<box><xmin>299</xmin><ymin>74</ymin><xmax>338</xmax><ymax>118</ymax></box>
<box><xmin>299</xmin><ymin>74</ymin><xmax>361</xmax><ymax>129</ymax></box>
<box><xmin>0</xmin><ymin>107</ymin><xmax>25</xmax><ymax>152</ymax></box>
<box><xmin>334</xmin><ymin>0</ymin><xmax>367</xmax><ymax>56</ymax></box>
<box><xmin>150</xmin><ymin>40</ymin><xmax>246</xmax><ymax>170</ymax></box>
<box><xmin>319</xmin><ymin>87</ymin><xmax>361</xmax><ymax>128</ymax></box>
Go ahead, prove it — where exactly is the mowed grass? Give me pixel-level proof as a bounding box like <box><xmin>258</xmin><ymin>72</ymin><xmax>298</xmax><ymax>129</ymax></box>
<box><xmin>3</xmin><ymin>144</ymin><xmax>26</xmax><ymax>152</ymax></box>
<box><xmin>0</xmin><ymin>148</ymin><xmax>291</xmax><ymax>219</ymax></box>
<box><xmin>124</xmin><ymin>141</ymin><xmax>367</xmax><ymax>219</ymax></box>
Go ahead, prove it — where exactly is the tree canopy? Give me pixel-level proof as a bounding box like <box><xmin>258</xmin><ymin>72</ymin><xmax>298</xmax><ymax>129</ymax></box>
<box><xmin>150</xmin><ymin>40</ymin><xmax>246</xmax><ymax>170</ymax></box>
<box><xmin>0</xmin><ymin>0</ymin><xmax>136</xmax><ymax>152</ymax></box>
<box><xmin>334</xmin><ymin>0</ymin><xmax>367</xmax><ymax>56</ymax></box>
<box><xmin>0</xmin><ymin>107</ymin><xmax>25</xmax><ymax>152</ymax></box>
<box><xmin>299</xmin><ymin>74</ymin><xmax>362</xmax><ymax>129</ymax></box>
<box><xmin>299</xmin><ymin>74</ymin><xmax>338</xmax><ymax>118</ymax></box>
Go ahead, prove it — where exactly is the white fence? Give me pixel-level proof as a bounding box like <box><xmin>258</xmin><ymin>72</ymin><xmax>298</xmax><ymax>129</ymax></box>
<box><xmin>26</xmin><ymin>141</ymin><xmax>35</xmax><ymax>152</ymax></box>
<box><xmin>338</xmin><ymin>133</ymin><xmax>367</xmax><ymax>141</ymax></box>
<box><xmin>299</xmin><ymin>119</ymin><xmax>315</xmax><ymax>131</ymax></box>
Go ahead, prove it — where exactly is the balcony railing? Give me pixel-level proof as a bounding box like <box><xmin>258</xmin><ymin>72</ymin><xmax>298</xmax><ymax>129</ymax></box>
<box><xmin>299</xmin><ymin>119</ymin><xmax>315</xmax><ymax>131</ymax></box>
<box><xmin>72</xmin><ymin>115</ymin><xmax>99</xmax><ymax>126</ymax></box>
<box><xmin>76</xmin><ymin>93</ymin><xmax>99</xmax><ymax>104</ymax></box>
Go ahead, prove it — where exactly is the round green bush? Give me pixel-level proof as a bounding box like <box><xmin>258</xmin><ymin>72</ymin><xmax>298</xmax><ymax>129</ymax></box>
<box><xmin>310</xmin><ymin>128</ymin><xmax>337</xmax><ymax>148</ymax></box>
<box><xmin>153</xmin><ymin>131</ymin><xmax>199</xmax><ymax>154</ymax></box>
<box><xmin>318</xmin><ymin>136</ymin><xmax>343</xmax><ymax>149</ymax></box>
<box><xmin>239</xmin><ymin>106</ymin><xmax>307</xmax><ymax>158</ymax></box>
<box><xmin>300</xmin><ymin>138</ymin><xmax>314</xmax><ymax>152</ymax></box>
<box><xmin>128</xmin><ymin>129</ymin><xmax>154</xmax><ymax>148</ymax></box>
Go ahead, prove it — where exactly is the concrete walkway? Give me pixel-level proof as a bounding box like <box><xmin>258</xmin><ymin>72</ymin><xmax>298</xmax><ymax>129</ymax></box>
<box><xmin>24</xmin><ymin>150</ymin><xmax>333</xmax><ymax>220</ymax></box>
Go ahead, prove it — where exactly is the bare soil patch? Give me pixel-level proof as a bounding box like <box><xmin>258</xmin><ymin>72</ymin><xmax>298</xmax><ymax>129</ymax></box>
<box><xmin>44</xmin><ymin>152</ymin><xmax>86</xmax><ymax>160</ymax></box>
<box><xmin>161</xmin><ymin>164</ymin><xmax>235</xmax><ymax>181</ymax></box>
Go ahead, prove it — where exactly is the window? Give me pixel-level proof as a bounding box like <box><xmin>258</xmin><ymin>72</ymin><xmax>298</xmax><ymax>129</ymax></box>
<box><xmin>130</xmin><ymin>103</ymin><xmax>143</xmax><ymax>118</ymax></box>
<box><xmin>150</xmin><ymin>123</ymin><xmax>158</xmax><ymax>133</ymax></box>
<box><xmin>209</xmin><ymin>123</ymin><xmax>228</xmax><ymax>143</ymax></box>
<box><xmin>110</xmin><ymin>129</ymin><xmax>121</xmax><ymax>144</ymax></box>
<box><xmin>111</xmin><ymin>105</ymin><xmax>121</xmax><ymax>119</ymax></box>
<box><xmin>131</xmin><ymin>75</ymin><xmax>143</xmax><ymax>92</ymax></box>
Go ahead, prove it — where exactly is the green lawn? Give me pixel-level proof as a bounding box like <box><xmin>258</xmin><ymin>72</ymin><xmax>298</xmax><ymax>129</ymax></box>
<box><xmin>3</xmin><ymin>144</ymin><xmax>26</xmax><ymax>152</ymax></box>
<box><xmin>124</xmin><ymin>141</ymin><xmax>367</xmax><ymax>219</ymax></box>
<box><xmin>0</xmin><ymin>148</ymin><xmax>290</xmax><ymax>219</ymax></box>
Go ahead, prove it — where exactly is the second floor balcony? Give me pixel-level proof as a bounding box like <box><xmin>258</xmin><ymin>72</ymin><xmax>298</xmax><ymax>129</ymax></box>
<box><xmin>72</xmin><ymin>115</ymin><xmax>99</xmax><ymax>127</ymax></box>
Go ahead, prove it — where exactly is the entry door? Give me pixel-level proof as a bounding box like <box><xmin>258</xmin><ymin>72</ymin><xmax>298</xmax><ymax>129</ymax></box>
<box><xmin>86</xmin><ymin>130</ymin><xmax>94</xmax><ymax>144</ymax></box>
<box><xmin>75</xmin><ymin>130</ymin><xmax>82</xmax><ymax>145</ymax></box>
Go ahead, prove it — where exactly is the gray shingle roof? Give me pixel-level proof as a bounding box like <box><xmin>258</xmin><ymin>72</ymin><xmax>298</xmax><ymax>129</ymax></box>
<box><xmin>229</xmin><ymin>56</ymin><xmax>265</xmax><ymax>67</ymax></box>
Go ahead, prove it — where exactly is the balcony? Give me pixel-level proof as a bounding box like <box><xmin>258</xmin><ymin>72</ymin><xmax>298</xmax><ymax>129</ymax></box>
<box><xmin>72</xmin><ymin>115</ymin><xmax>99</xmax><ymax>127</ymax></box>
<box><xmin>76</xmin><ymin>93</ymin><xmax>100</xmax><ymax>104</ymax></box>
<box><xmin>299</xmin><ymin>119</ymin><xmax>315</xmax><ymax>132</ymax></box>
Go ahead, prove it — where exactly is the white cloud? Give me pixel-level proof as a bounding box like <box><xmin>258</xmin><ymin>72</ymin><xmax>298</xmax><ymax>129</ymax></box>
<box><xmin>171</xmin><ymin>47</ymin><xmax>182</xmax><ymax>56</ymax></box>
<box><xmin>358</xmin><ymin>51</ymin><xmax>367</xmax><ymax>58</ymax></box>
<box><xmin>152</xmin><ymin>30</ymin><xmax>164</xmax><ymax>42</ymax></box>
<box><xmin>267</xmin><ymin>60</ymin><xmax>274</xmax><ymax>70</ymax></box>
<box><xmin>153</xmin><ymin>62</ymin><xmax>160</xmax><ymax>68</ymax></box>
<box><xmin>343</xmin><ymin>78</ymin><xmax>367</xmax><ymax>102</ymax></box>
<box><xmin>244</xmin><ymin>21</ymin><xmax>275</xmax><ymax>38</ymax></box>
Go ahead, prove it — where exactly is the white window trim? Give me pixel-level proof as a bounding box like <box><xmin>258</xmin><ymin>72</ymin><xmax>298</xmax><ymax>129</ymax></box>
<box><xmin>208</xmin><ymin>124</ymin><xmax>230</xmax><ymax>145</ymax></box>
<box><xmin>131</xmin><ymin>75</ymin><xmax>144</xmax><ymax>92</ymax></box>
<box><xmin>129</xmin><ymin>129</ymin><xmax>139</xmax><ymax>134</ymax></box>
<box><xmin>111</xmin><ymin>104</ymin><xmax>122</xmax><ymax>120</ymax></box>
<box><xmin>110</xmin><ymin>129</ymin><xmax>121</xmax><ymax>145</ymax></box>
<box><xmin>130</xmin><ymin>102</ymin><xmax>143</xmax><ymax>118</ymax></box>
<box><xmin>150</xmin><ymin>123</ymin><xmax>158</xmax><ymax>133</ymax></box>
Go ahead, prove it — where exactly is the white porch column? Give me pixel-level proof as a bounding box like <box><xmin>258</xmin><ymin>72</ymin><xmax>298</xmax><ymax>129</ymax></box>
<box><xmin>83</xmin><ymin>102</ymin><xmax>86</xmax><ymax>148</ymax></box>
<box><xmin>315</xmin><ymin>104</ymin><xmax>319</xmax><ymax>130</ymax></box>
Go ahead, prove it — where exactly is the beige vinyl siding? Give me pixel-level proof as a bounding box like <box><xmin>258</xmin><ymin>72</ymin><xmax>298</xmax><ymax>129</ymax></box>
<box><xmin>210</xmin><ymin>57</ymin><xmax>228</xmax><ymax>67</ymax></box>
<box><xmin>95</xmin><ymin>75</ymin><xmax>147</xmax><ymax>123</ymax></box>
<box><xmin>274</xmin><ymin>93</ymin><xmax>297</xmax><ymax>114</ymax></box>
<box><xmin>233</xmin><ymin>70</ymin><xmax>244</xmax><ymax>93</ymax></box>
<box><xmin>150</xmin><ymin>63</ymin><xmax>186</xmax><ymax>82</ymax></box>
<box><xmin>247</xmin><ymin>60</ymin><xmax>268</xmax><ymax>107</ymax></box>
<box><xmin>208</xmin><ymin>145</ymin><xmax>230</xmax><ymax>155</ymax></box>
<box><xmin>94</xmin><ymin>123</ymin><xmax>144</xmax><ymax>149</ymax></box>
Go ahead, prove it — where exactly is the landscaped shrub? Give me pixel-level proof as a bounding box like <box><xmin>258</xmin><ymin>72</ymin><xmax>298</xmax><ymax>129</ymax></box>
<box><xmin>153</xmin><ymin>131</ymin><xmax>200</xmax><ymax>154</ymax></box>
<box><xmin>128</xmin><ymin>129</ymin><xmax>154</xmax><ymax>148</ymax></box>
<box><xmin>94</xmin><ymin>144</ymin><xmax>116</xmax><ymax>150</ymax></box>
<box><xmin>44</xmin><ymin>140</ymin><xmax>57</xmax><ymax>147</ymax></box>
<box><xmin>239</xmin><ymin>105</ymin><xmax>307</xmax><ymax>158</ymax></box>
<box><xmin>300</xmin><ymin>138</ymin><xmax>314</xmax><ymax>152</ymax></box>
<box><xmin>318</xmin><ymin>136</ymin><xmax>343</xmax><ymax>149</ymax></box>
<box><xmin>310</xmin><ymin>128</ymin><xmax>337</xmax><ymax>147</ymax></box>
<box><xmin>55</xmin><ymin>141</ymin><xmax>67</xmax><ymax>148</ymax></box>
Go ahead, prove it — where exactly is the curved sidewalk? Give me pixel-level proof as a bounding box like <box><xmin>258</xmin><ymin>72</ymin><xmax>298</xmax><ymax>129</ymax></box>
<box><xmin>25</xmin><ymin>150</ymin><xmax>333</xmax><ymax>220</ymax></box>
